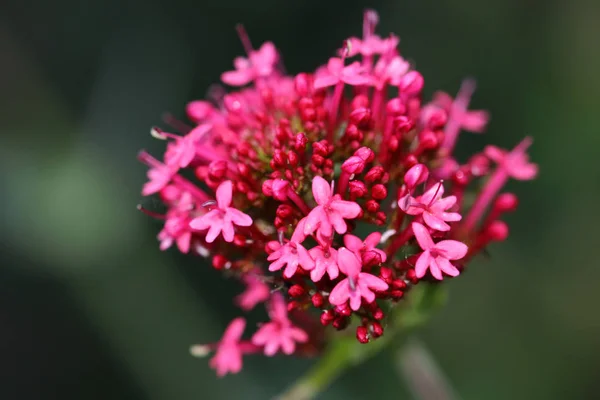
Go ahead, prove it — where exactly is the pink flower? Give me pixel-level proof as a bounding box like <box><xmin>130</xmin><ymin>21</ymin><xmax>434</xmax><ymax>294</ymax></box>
<box><xmin>235</xmin><ymin>271</ymin><xmax>270</xmax><ymax>311</ymax></box>
<box><xmin>372</xmin><ymin>56</ymin><xmax>410</xmax><ymax>89</ymax></box>
<box><xmin>189</xmin><ymin>180</ymin><xmax>252</xmax><ymax>242</ymax></box>
<box><xmin>268</xmin><ymin>218</ymin><xmax>314</xmax><ymax>278</ymax></box>
<box><xmin>208</xmin><ymin>318</ymin><xmax>247</xmax><ymax>377</ymax></box>
<box><xmin>484</xmin><ymin>137</ymin><xmax>538</xmax><ymax>180</ymax></box>
<box><xmin>304</xmin><ymin>176</ymin><xmax>362</xmax><ymax>238</ymax></box>
<box><xmin>399</xmin><ymin>182</ymin><xmax>462</xmax><ymax>231</ymax></box>
<box><xmin>328</xmin><ymin>248</ymin><xmax>388</xmax><ymax>311</ymax></box>
<box><xmin>142</xmin><ymin>163</ymin><xmax>176</xmax><ymax>196</ymax></box>
<box><xmin>252</xmin><ymin>293</ymin><xmax>308</xmax><ymax>356</ymax></box>
<box><xmin>163</xmin><ymin>124</ymin><xmax>212</xmax><ymax>168</ymax></box>
<box><xmin>158</xmin><ymin>192</ymin><xmax>194</xmax><ymax>253</ymax></box>
<box><xmin>314</xmin><ymin>57</ymin><xmax>372</xmax><ymax>89</ymax></box>
<box><xmin>221</xmin><ymin>42</ymin><xmax>278</xmax><ymax>86</ymax></box>
<box><xmin>343</xmin><ymin>232</ymin><xmax>387</xmax><ymax>265</ymax></box>
<box><xmin>412</xmin><ymin>222</ymin><xmax>467</xmax><ymax>280</ymax></box>
<box><xmin>307</xmin><ymin>246</ymin><xmax>340</xmax><ymax>282</ymax></box>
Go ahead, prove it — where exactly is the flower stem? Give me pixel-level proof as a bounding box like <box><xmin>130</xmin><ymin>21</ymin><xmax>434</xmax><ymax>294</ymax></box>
<box><xmin>274</xmin><ymin>284</ymin><xmax>446</xmax><ymax>400</ymax></box>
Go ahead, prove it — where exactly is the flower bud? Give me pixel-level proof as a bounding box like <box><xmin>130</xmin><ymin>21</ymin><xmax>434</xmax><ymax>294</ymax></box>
<box><xmin>320</xmin><ymin>310</ymin><xmax>335</xmax><ymax>326</ymax></box>
<box><xmin>371</xmin><ymin>184</ymin><xmax>388</xmax><ymax>200</ymax></box>
<box><xmin>288</xmin><ymin>284</ymin><xmax>306</xmax><ymax>298</ymax></box>
<box><xmin>372</xmin><ymin>308</ymin><xmax>385</xmax><ymax>320</ymax></box>
<box><xmin>404</xmin><ymin>163</ymin><xmax>429</xmax><ymax>189</ymax></box>
<box><xmin>386</xmin><ymin>97</ymin><xmax>406</xmax><ymax>116</ymax></box>
<box><xmin>342</xmin><ymin>156</ymin><xmax>366</xmax><ymax>174</ymax></box>
<box><xmin>311</xmin><ymin>292</ymin><xmax>324</xmax><ymax>308</ymax></box>
<box><xmin>487</xmin><ymin>220</ymin><xmax>509</xmax><ymax>241</ymax></box>
<box><xmin>351</xmin><ymin>94</ymin><xmax>370</xmax><ymax>110</ymax></box>
<box><xmin>365</xmin><ymin>200</ymin><xmax>380</xmax><ymax>213</ymax></box>
<box><xmin>349</xmin><ymin>181</ymin><xmax>368</xmax><ymax>198</ymax></box>
<box><xmin>354</xmin><ymin>146</ymin><xmax>375</xmax><ymax>163</ymax></box>
<box><xmin>370</xmin><ymin>322</ymin><xmax>384</xmax><ymax>338</ymax></box>
<box><xmin>349</xmin><ymin>107</ymin><xmax>372</xmax><ymax>130</ymax></box>
<box><xmin>212</xmin><ymin>255</ymin><xmax>228</xmax><ymax>270</ymax></box>
<box><xmin>356</xmin><ymin>326</ymin><xmax>369</xmax><ymax>344</ymax></box>
<box><xmin>399</xmin><ymin>71</ymin><xmax>424</xmax><ymax>96</ymax></box>
<box><xmin>208</xmin><ymin>160</ymin><xmax>228</xmax><ymax>180</ymax></box>
<box><xmin>294</xmin><ymin>73</ymin><xmax>312</xmax><ymax>96</ymax></box>
<box><xmin>186</xmin><ymin>100</ymin><xmax>214</xmax><ymax>123</ymax></box>
<box><xmin>271</xmin><ymin>179</ymin><xmax>289</xmax><ymax>201</ymax></box>
<box><xmin>364</xmin><ymin>166</ymin><xmax>384</xmax><ymax>184</ymax></box>
<box><xmin>494</xmin><ymin>193</ymin><xmax>518</xmax><ymax>212</ymax></box>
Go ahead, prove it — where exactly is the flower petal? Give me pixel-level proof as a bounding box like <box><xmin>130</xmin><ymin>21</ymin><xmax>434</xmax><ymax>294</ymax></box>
<box><xmin>330</xmin><ymin>199</ymin><xmax>362</xmax><ymax>219</ymax></box>
<box><xmin>436</xmin><ymin>257</ymin><xmax>460</xmax><ymax>277</ymax></box>
<box><xmin>337</xmin><ymin>247</ymin><xmax>362</xmax><ymax>276</ymax></box>
<box><xmin>312</xmin><ymin>176</ymin><xmax>332</xmax><ymax>205</ymax></box>
<box><xmin>227</xmin><ymin>207</ymin><xmax>253</xmax><ymax>226</ymax></box>
<box><xmin>216</xmin><ymin>181</ymin><xmax>233</xmax><ymax>209</ymax></box>
<box><xmin>423</xmin><ymin>211</ymin><xmax>451</xmax><ymax>232</ymax></box>
<box><xmin>414</xmin><ymin>251</ymin><xmax>432</xmax><ymax>278</ymax></box>
<box><xmin>328</xmin><ymin>279</ymin><xmax>350</xmax><ymax>306</ymax></box>
<box><xmin>223</xmin><ymin>317</ymin><xmax>246</xmax><ymax>343</ymax></box>
<box><xmin>412</xmin><ymin>222</ymin><xmax>434</xmax><ymax>250</ymax></box>
<box><xmin>189</xmin><ymin>209</ymin><xmax>220</xmax><ymax>230</ymax></box>
<box><xmin>205</xmin><ymin>222</ymin><xmax>223</xmax><ymax>243</ymax></box>
<box><xmin>435</xmin><ymin>240</ymin><xmax>468</xmax><ymax>260</ymax></box>
<box><xmin>343</xmin><ymin>234</ymin><xmax>364</xmax><ymax>252</ymax></box>
<box><xmin>359</xmin><ymin>272</ymin><xmax>389</xmax><ymax>291</ymax></box>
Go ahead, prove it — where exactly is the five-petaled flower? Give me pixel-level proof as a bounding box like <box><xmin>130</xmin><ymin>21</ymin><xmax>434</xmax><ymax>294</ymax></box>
<box><xmin>412</xmin><ymin>222</ymin><xmax>468</xmax><ymax>280</ymax></box>
<box><xmin>252</xmin><ymin>293</ymin><xmax>309</xmax><ymax>356</ymax></box>
<box><xmin>343</xmin><ymin>232</ymin><xmax>387</xmax><ymax>266</ymax></box>
<box><xmin>221</xmin><ymin>42</ymin><xmax>278</xmax><ymax>86</ymax></box>
<box><xmin>189</xmin><ymin>180</ymin><xmax>252</xmax><ymax>242</ymax></box>
<box><xmin>314</xmin><ymin>57</ymin><xmax>371</xmax><ymax>89</ymax></box>
<box><xmin>304</xmin><ymin>176</ymin><xmax>362</xmax><ymax>238</ymax></box>
<box><xmin>207</xmin><ymin>317</ymin><xmax>247</xmax><ymax>377</ymax></box>
<box><xmin>329</xmin><ymin>248</ymin><xmax>389</xmax><ymax>310</ymax></box>
<box><xmin>399</xmin><ymin>182</ymin><xmax>462</xmax><ymax>231</ymax></box>
<box><xmin>267</xmin><ymin>218</ymin><xmax>314</xmax><ymax>278</ymax></box>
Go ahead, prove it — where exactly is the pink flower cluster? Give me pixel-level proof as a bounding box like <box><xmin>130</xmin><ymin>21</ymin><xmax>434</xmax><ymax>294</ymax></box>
<box><xmin>138</xmin><ymin>10</ymin><xmax>537</xmax><ymax>376</ymax></box>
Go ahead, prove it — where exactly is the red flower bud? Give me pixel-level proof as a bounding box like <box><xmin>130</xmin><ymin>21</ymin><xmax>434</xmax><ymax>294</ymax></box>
<box><xmin>311</xmin><ymin>292</ymin><xmax>324</xmax><ymax>308</ymax></box>
<box><xmin>356</xmin><ymin>326</ymin><xmax>369</xmax><ymax>344</ymax></box>
<box><xmin>349</xmin><ymin>107</ymin><xmax>372</xmax><ymax>130</ymax></box>
<box><xmin>370</xmin><ymin>322</ymin><xmax>384</xmax><ymax>338</ymax></box>
<box><xmin>288</xmin><ymin>284</ymin><xmax>306</xmax><ymax>298</ymax></box>
<box><xmin>349</xmin><ymin>181</ymin><xmax>368</xmax><ymax>199</ymax></box>
<box><xmin>494</xmin><ymin>193</ymin><xmax>518</xmax><ymax>212</ymax></box>
<box><xmin>371</xmin><ymin>184</ymin><xmax>388</xmax><ymax>200</ymax></box>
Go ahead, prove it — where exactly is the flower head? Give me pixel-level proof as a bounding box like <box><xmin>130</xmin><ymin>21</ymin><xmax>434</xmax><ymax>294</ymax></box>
<box><xmin>412</xmin><ymin>222</ymin><xmax>467</xmax><ymax>280</ymax></box>
<box><xmin>252</xmin><ymin>293</ymin><xmax>308</xmax><ymax>356</ymax></box>
<box><xmin>189</xmin><ymin>180</ymin><xmax>252</xmax><ymax>242</ymax></box>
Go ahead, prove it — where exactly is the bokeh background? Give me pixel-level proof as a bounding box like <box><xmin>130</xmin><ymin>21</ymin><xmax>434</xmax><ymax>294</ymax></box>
<box><xmin>1</xmin><ymin>0</ymin><xmax>599</xmax><ymax>399</ymax></box>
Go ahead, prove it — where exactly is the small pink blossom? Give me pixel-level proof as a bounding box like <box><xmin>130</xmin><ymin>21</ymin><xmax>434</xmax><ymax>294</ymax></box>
<box><xmin>314</xmin><ymin>57</ymin><xmax>372</xmax><ymax>89</ymax></box>
<box><xmin>189</xmin><ymin>180</ymin><xmax>252</xmax><ymax>242</ymax></box>
<box><xmin>484</xmin><ymin>137</ymin><xmax>538</xmax><ymax>180</ymax></box>
<box><xmin>304</xmin><ymin>176</ymin><xmax>362</xmax><ymax>238</ymax></box>
<box><xmin>328</xmin><ymin>248</ymin><xmax>388</xmax><ymax>311</ymax></box>
<box><xmin>343</xmin><ymin>232</ymin><xmax>387</xmax><ymax>265</ymax></box>
<box><xmin>142</xmin><ymin>163</ymin><xmax>176</xmax><ymax>196</ymax></box>
<box><xmin>403</xmin><ymin>163</ymin><xmax>429</xmax><ymax>190</ymax></box>
<box><xmin>163</xmin><ymin>124</ymin><xmax>212</xmax><ymax>168</ymax></box>
<box><xmin>412</xmin><ymin>222</ymin><xmax>467</xmax><ymax>280</ymax></box>
<box><xmin>221</xmin><ymin>42</ymin><xmax>278</xmax><ymax>86</ymax></box>
<box><xmin>208</xmin><ymin>317</ymin><xmax>247</xmax><ymax>377</ymax></box>
<box><xmin>252</xmin><ymin>293</ymin><xmax>308</xmax><ymax>356</ymax></box>
<box><xmin>345</xmin><ymin>34</ymin><xmax>399</xmax><ymax>57</ymax></box>
<box><xmin>372</xmin><ymin>56</ymin><xmax>410</xmax><ymax>89</ymax></box>
<box><xmin>235</xmin><ymin>271</ymin><xmax>270</xmax><ymax>311</ymax></box>
<box><xmin>306</xmin><ymin>246</ymin><xmax>340</xmax><ymax>282</ymax></box>
<box><xmin>158</xmin><ymin>192</ymin><xmax>194</xmax><ymax>253</ymax></box>
<box><xmin>399</xmin><ymin>182</ymin><xmax>462</xmax><ymax>231</ymax></box>
<box><xmin>268</xmin><ymin>219</ymin><xmax>314</xmax><ymax>278</ymax></box>
<box><xmin>434</xmin><ymin>89</ymin><xmax>489</xmax><ymax>134</ymax></box>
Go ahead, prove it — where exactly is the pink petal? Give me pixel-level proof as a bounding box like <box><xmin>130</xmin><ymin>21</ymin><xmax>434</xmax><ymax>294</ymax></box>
<box><xmin>270</xmin><ymin>293</ymin><xmax>289</xmax><ymax>322</ymax></box>
<box><xmin>412</xmin><ymin>222</ymin><xmax>434</xmax><ymax>250</ymax></box>
<box><xmin>327</xmin><ymin>57</ymin><xmax>344</xmax><ymax>74</ymax></box>
<box><xmin>221</xmin><ymin>70</ymin><xmax>252</xmax><ymax>86</ymax></box>
<box><xmin>189</xmin><ymin>209</ymin><xmax>220</xmax><ymax>230</ymax></box>
<box><xmin>205</xmin><ymin>222</ymin><xmax>224</xmax><ymax>243</ymax></box>
<box><xmin>461</xmin><ymin>110</ymin><xmax>489</xmax><ymax>132</ymax></box>
<box><xmin>330</xmin><ymin>199</ymin><xmax>361</xmax><ymax>218</ymax></box>
<box><xmin>364</xmin><ymin>232</ymin><xmax>382</xmax><ymax>248</ymax></box>
<box><xmin>420</xmin><ymin>182</ymin><xmax>445</xmax><ymax>205</ymax></box>
<box><xmin>484</xmin><ymin>145</ymin><xmax>505</xmax><ymax>163</ymax></box>
<box><xmin>216</xmin><ymin>181</ymin><xmax>233</xmax><ymax>209</ymax></box>
<box><xmin>310</xmin><ymin>265</ymin><xmax>326</xmax><ymax>282</ymax></box>
<box><xmin>264</xmin><ymin>340</ymin><xmax>280</xmax><ymax>356</ymax></box>
<box><xmin>283</xmin><ymin>260</ymin><xmax>299</xmax><ymax>278</ymax></box>
<box><xmin>359</xmin><ymin>273</ymin><xmax>389</xmax><ymax>291</ymax></box>
<box><xmin>328</xmin><ymin>210</ymin><xmax>349</xmax><ymax>234</ymax></box>
<box><xmin>436</xmin><ymin>257</ymin><xmax>460</xmax><ymax>277</ymax></box>
<box><xmin>342</xmin><ymin>74</ymin><xmax>372</xmax><ymax>86</ymax></box>
<box><xmin>415</xmin><ymin>251</ymin><xmax>432</xmax><ymax>278</ymax></box>
<box><xmin>328</xmin><ymin>279</ymin><xmax>350</xmax><ymax>306</ymax></box>
<box><xmin>312</xmin><ymin>176</ymin><xmax>332</xmax><ymax>205</ymax></box>
<box><xmin>338</xmin><ymin>247</ymin><xmax>362</xmax><ymax>276</ymax></box>
<box><xmin>313</xmin><ymin>75</ymin><xmax>339</xmax><ymax>89</ymax></box>
<box><xmin>429</xmin><ymin>258</ymin><xmax>444</xmax><ymax>280</ymax></box>
<box><xmin>348</xmin><ymin>289</ymin><xmax>363</xmax><ymax>310</ymax></box>
<box><xmin>509</xmin><ymin>163</ymin><xmax>538</xmax><ymax>180</ymax></box>
<box><xmin>268</xmin><ymin>257</ymin><xmax>286</xmax><ymax>272</ymax></box>
<box><xmin>433</xmin><ymin>195</ymin><xmax>457</xmax><ymax>211</ymax></box>
<box><xmin>222</xmin><ymin>317</ymin><xmax>246</xmax><ymax>343</ymax></box>
<box><xmin>176</xmin><ymin>232</ymin><xmax>191</xmax><ymax>253</ymax></box>
<box><xmin>304</xmin><ymin>207</ymin><xmax>324</xmax><ymax>236</ymax></box>
<box><xmin>343</xmin><ymin>234</ymin><xmax>364</xmax><ymax>252</ymax></box>
<box><xmin>280</xmin><ymin>335</ymin><xmax>295</xmax><ymax>355</ymax></box>
<box><xmin>434</xmin><ymin>240</ymin><xmax>468</xmax><ymax>260</ymax></box>
<box><xmin>221</xmin><ymin>219</ymin><xmax>235</xmax><ymax>242</ymax></box>
<box><xmin>251</xmin><ymin>323</ymin><xmax>276</xmax><ymax>346</ymax></box>
<box><xmin>291</xmin><ymin>218</ymin><xmax>308</xmax><ymax>243</ymax></box>
<box><xmin>227</xmin><ymin>208</ymin><xmax>252</xmax><ymax>226</ymax></box>
<box><xmin>423</xmin><ymin>212</ymin><xmax>451</xmax><ymax>231</ymax></box>
<box><xmin>441</xmin><ymin>211</ymin><xmax>462</xmax><ymax>222</ymax></box>
<box><xmin>289</xmin><ymin>326</ymin><xmax>309</xmax><ymax>343</ymax></box>
<box><xmin>297</xmin><ymin>244</ymin><xmax>315</xmax><ymax>271</ymax></box>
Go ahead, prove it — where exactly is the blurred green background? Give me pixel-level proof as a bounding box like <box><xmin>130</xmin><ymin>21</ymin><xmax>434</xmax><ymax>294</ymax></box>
<box><xmin>1</xmin><ymin>0</ymin><xmax>599</xmax><ymax>399</ymax></box>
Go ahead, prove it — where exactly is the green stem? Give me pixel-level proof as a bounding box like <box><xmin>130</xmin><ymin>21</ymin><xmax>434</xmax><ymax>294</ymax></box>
<box><xmin>274</xmin><ymin>284</ymin><xmax>447</xmax><ymax>400</ymax></box>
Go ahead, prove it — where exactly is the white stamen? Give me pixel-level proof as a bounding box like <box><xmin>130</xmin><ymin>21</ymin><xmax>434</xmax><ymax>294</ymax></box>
<box><xmin>380</xmin><ymin>229</ymin><xmax>397</xmax><ymax>243</ymax></box>
<box><xmin>190</xmin><ymin>345</ymin><xmax>211</xmax><ymax>357</ymax></box>
<box><xmin>150</xmin><ymin>127</ymin><xmax>167</xmax><ymax>140</ymax></box>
